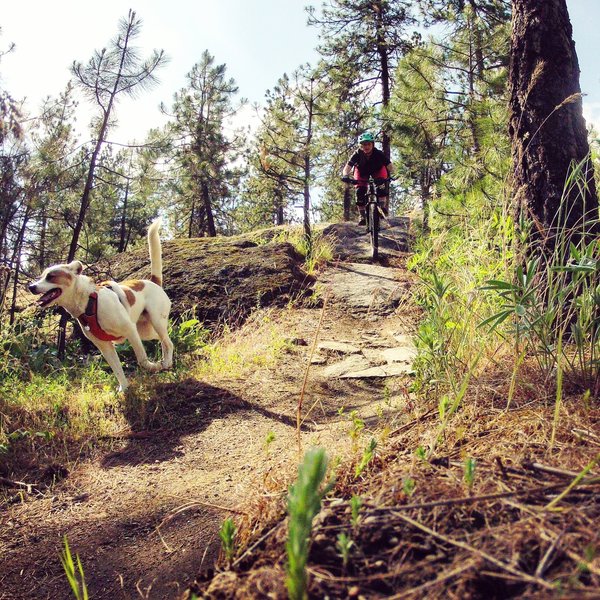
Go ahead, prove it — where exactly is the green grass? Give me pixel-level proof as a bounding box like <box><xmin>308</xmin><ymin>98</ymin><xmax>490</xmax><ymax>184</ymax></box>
<box><xmin>286</xmin><ymin>447</ymin><xmax>332</xmax><ymax>600</ymax></box>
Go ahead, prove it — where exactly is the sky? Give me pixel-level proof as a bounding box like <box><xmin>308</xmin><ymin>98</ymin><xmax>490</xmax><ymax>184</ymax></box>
<box><xmin>1</xmin><ymin>0</ymin><xmax>599</xmax><ymax>144</ymax></box>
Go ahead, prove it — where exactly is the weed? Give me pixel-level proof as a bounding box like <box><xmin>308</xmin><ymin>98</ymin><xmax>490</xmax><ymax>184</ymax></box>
<box><xmin>290</xmin><ymin>229</ymin><xmax>335</xmax><ymax>275</ymax></box>
<box><xmin>355</xmin><ymin>437</ymin><xmax>377</xmax><ymax>478</ymax></box>
<box><xmin>286</xmin><ymin>448</ymin><xmax>332</xmax><ymax>600</ymax></box>
<box><xmin>264</xmin><ymin>430</ymin><xmax>276</xmax><ymax>456</ymax></box>
<box><xmin>336</xmin><ymin>532</ymin><xmax>354</xmax><ymax>569</ymax></box>
<box><xmin>218</xmin><ymin>517</ymin><xmax>237</xmax><ymax>567</ymax></box>
<box><xmin>60</xmin><ymin>536</ymin><xmax>89</xmax><ymax>600</ymax></box>
<box><xmin>463</xmin><ymin>458</ymin><xmax>476</xmax><ymax>491</ymax></box>
<box><xmin>347</xmin><ymin>410</ymin><xmax>365</xmax><ymax>449</ymax></box>
<box><xmin>415</xmin><ymin>446</ymin><xmax>428</xmax><ymax>465</ymax></box>
<box><xmin>402</xmin><ymin>477</ymin><xmax>416</xmax><ymax>496</ymax></box>
<box><xmin>350</xmin><ymin>494</ymin><xmax>362</xmax><ymax>528</ymax></box>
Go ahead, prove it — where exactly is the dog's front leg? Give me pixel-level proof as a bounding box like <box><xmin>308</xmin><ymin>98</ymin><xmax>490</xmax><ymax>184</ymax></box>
<box><xmin>95</xmin><ymin>340</ymin><xmax>130</xmax><ymax>392</ymax></box>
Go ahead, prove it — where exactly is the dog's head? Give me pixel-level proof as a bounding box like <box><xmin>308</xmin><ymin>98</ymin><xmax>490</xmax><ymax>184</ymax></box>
<box><xmin>28</xmin><ymin>261</ymin><xmax>84</xmax><ymax>308</ymax></box>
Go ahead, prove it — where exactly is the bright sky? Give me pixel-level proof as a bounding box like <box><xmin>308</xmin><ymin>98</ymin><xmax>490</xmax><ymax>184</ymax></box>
<box><xmin>1</xmin><ymin>0</ymin><xmax>599</xmax><ymax>143</ymax></box>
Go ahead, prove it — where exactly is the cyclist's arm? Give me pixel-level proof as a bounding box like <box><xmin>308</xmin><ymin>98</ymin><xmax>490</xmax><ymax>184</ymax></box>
<box><xmin>386</xmin><ymin>162</ymin><xmax>394</xmax><ymax>177</ymax></box>
<box><xmin>342</xmin><ymin>163</ymin><xmax>353</xmax><ymax>177</ymax></box>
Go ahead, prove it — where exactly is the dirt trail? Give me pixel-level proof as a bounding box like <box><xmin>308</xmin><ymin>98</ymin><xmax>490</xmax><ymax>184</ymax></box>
<box><xmin>0</xmin><ymin>219</ymin><xmax>416</xmax><ymax>600</ymax></box>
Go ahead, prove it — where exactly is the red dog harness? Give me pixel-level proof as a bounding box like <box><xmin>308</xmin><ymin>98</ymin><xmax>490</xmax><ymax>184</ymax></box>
<box><xmin>77</xmin><ymin>291</ymin><xmax>122</xmax><ymax>342</ymax></box>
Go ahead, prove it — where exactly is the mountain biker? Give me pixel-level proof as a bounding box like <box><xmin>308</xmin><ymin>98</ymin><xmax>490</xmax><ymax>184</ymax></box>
<box><xmin>342</xmin><ymin>132</ymin><xmax>394</xmax><ymax>225</ymax></box>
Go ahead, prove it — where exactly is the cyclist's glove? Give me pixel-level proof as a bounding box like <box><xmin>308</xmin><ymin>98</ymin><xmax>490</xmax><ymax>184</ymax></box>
<box><xmin>341</xmin><ymin>176</ymin><xmax>353</xmax><ymax>184</ymax></box>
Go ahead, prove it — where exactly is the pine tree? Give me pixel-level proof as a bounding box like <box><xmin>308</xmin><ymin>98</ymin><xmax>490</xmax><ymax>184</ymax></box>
<box><xmin>165</xmin><ymin>51</ymin><xmax>245</xmax><ymax>237</ymax></box>
<box><xmin>307</xmin><ymin>0</ymin><xmax>416</xmax><ymax>159</ymax></box>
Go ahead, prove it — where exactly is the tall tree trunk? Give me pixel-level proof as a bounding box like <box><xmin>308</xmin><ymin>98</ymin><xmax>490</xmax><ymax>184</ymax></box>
<box><xmin>39</xmin><ymin>209</ymin><xmax>47</xmax><ymax>269</ymax></box>
<box><xmin>188</xmin><ymin>196</ymin><xmax>196</xmax><ymax>238</ymax></box>
<box><xmin>509</xmin><ymin>0</ymin><xmax>598</xmax><ymax>252</ymax></box>
<box><xmin>375</xmin><ymin>1</ymin><xmax>392</xmax><ymax>161</ymax></box>
<box><xmin>467</xmin><ymin>7</ymin><xmax>482</xmax><ymax>156</ymax></box>
<box><xmin>303</xmin><ymin>78</ymin><xmax>314</xmax><ymax>240</ymax></box>
<box><xmin>9</xmin><ymin>212</ymin><xmax>30</xmax><ymax>325</ymax></box>
<box><xmin>118</xmin><ymin>177</ymin><xmax>130</xmax><ymax>252</ymax></box>
<box><xmin>275</xmin><ymin>187</ymin><xmax>284</xmax><ymax>225</ymax></box>
<box><xmin>201</xmin><ymin>181</ymin><xmax>217</xmax><ymax>237</ymax></box>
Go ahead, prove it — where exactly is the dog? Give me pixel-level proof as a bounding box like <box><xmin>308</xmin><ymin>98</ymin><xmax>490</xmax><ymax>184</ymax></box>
<box><xmin>29</xmin><ymin>219</ymin><xmax>174</xmax><ymax>391</ymax></box>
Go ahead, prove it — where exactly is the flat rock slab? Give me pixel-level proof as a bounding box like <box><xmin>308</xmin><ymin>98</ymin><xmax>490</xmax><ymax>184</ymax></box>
<box><xmin>340</xmin><ymin>363</ymin><xmax>414</xmax><ymax>378</ymax></box>
<box><xmin>317</xmin><ymin>341</ymin><xmax>361</xmax><ymax>354</ymax></box>
<box><xmin>322</xmin><ymin>218</ymin><xmax>410</xmax><ymax>260</ymax></box>
<box><xmin>321</xmin><ymin>262</ymin><xmax>405</xmax><ymax>313</ymax></box>
<box><xmin>321</xmin><ymin>355</ymin><xmax>372</xmax><ymax>378</ymax></box>
<box><xmin>380</xmin><ymin>346</ymin><xmax>417</xmax><ymax>364</ymax></box>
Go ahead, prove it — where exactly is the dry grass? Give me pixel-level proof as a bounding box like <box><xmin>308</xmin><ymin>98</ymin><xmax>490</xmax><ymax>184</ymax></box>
<box><xmin>187</xmin><ymin>362</ymin><xmax>600</xmax><ymax>599</ymax></box>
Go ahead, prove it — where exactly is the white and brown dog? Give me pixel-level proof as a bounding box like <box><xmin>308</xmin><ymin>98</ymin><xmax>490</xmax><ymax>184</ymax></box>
<box><xmin>29</xmin><ymin>219</ymin><xmax>174</xmax><ymax>391</ymax></box>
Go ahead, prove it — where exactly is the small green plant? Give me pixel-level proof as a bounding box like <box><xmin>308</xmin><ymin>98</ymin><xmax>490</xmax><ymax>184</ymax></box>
<box><xmin>348</xmin><ymin>410</ymin><xmax>365</xmax><ymax>447</ymax></box>
<box><xmin>355</xmin><ymin>437</ymin><xmax>377</xmax><ymax>478</ymax></box>
<box><xmin>415</xmin><ymin>445</ymin><xmax>428</xmax><ymax>463</ymax></box>
<box><xmin>350</xmin><ymin>494</ymin><xmax>362</xmax><ymax>528</ymax></box>
<box><xmin>383</xmin><ymin>382</ymin><xmax>391</xmax><ymax>405</ymax></box>
<box><xmin>218</xmin><ymin>517</ymin><xmax>237</xmax><ymax>567</ymax></box>
<box><xmin>286</xmin><ymin>448</ymin><xmax>332</xmax><ymax>600</ymax></box>
<box><xmin>402</xmin><ymin>477</ymin><xmax>416</xmax><ymax>496</ymax></box>
<box><xmin>60</xmin><ymin>536</ymin><xmax>89</xmax><ymax>600</ymax></box>
<box><xmin>264</xmin><ymin>430</ymin><xmax>276</xmax><ymax>456</ymax></box>
<box><xmin>336</xmin><ymin>532</ymin><xmax>354</xmax><ymax>570</ymax></box>
<box><xmin>463</xmin><ymin>458</ymin><xmax>476</xmax><ymax>491</ymax></box>
<box><xmin>169</xmin><ymin>310</ymin><xmax>209</xmax><ymax>354</ymax></box>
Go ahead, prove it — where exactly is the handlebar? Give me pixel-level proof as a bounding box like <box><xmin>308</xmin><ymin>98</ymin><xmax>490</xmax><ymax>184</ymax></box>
<box><xmin>341</xmin><ymin>176</ymin><xmax>393</xmax><ymax>184</ymax></box>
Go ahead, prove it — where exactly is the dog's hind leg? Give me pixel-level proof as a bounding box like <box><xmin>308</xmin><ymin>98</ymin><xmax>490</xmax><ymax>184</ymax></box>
<box><xmin>95</xmin><ymin>340</ymin><xmax>130</xmax><ymax>392</ymax></box>
<box><xmin>124</xmin><ymin>324</ymin><xmax>162</xmax><ymax>373</ymax></box>
<box><xmin>146</xmin><ymin>312</ymin><xmax>174</xmax><ymax>369</ymax></box>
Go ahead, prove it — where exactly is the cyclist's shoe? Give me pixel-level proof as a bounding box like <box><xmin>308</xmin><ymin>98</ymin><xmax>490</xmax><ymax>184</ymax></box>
<box><xmin>357</xmin><ymin>216</ymin><xmax>366</xmax><ymax>226</ymax></box>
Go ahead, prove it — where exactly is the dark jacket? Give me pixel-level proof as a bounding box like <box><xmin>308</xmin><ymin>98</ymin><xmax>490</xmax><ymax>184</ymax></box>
<box><xmin>347</xmin><ymin>147</ymin><xmax>389</xmax><ymax>175</ymax></box>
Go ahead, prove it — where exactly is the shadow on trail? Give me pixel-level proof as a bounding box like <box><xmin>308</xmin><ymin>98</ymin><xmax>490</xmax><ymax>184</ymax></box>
<box><xmin>1</xmin><ymin>487</ymin><xmax>224</xmax><ymax>600</ymax></box>
<box><xmin>102</xmin><ymin>377</ymin><xmax>311</xmax><ymax>468</ymax></box>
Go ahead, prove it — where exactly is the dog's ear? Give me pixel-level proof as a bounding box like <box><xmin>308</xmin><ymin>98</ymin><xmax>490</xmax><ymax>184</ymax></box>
<box><xmin>68</xmin><ymin>260</ymin><xmax>84</xmax><ymax>275</ymax></box>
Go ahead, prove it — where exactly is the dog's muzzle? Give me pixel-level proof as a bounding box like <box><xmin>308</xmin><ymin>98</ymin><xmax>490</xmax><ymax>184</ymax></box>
<box><xmin>29</xmin><ymin>283</ymin><xmax>63</xmax><ymax>307</ymax></box>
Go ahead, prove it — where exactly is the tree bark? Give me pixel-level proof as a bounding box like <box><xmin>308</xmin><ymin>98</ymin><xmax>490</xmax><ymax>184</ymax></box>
<box><xmin>375</xmin><ymin>1</ymin><xmax>392</xmax><ymax>161</ymax></box>
<box><xmin>509</xmin><ymin>0</ymin><xmax>597</xmax><ymax>251</ymax></box>
<box><xmin>201</xmin><ymin>181</ymin><xmax>217</xmax><ymax>237</ymax></box>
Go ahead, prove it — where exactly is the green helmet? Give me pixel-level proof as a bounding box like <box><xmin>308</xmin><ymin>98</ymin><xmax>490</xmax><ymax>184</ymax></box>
<box><xmin>358</xmin><ymin>132</ymin><xmax>375</xmax><ymax>144</ymax></box>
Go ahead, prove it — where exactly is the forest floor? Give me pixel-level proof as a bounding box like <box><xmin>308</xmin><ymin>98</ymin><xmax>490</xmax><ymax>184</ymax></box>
<box><xmin>1</xmin><ymin>218</ymin><xmax>419</xmax><ymax>599</ymax></box>
<box><xmin>2</xmin><ymin>218</ymin><xmax>599</xmax><ymax>599</ymax></box>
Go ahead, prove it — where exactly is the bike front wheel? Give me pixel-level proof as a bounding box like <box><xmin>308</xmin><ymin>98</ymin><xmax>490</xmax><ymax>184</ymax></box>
<box><xmin>369</xmin><ymin>202</ymin><xmax>379</xmax><ymax>260</ymax></box>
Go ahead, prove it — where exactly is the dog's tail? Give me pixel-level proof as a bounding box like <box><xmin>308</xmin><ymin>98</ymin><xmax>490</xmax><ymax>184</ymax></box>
<box><xmin>148</xmin><ymin>218</ymin><xmax>163</xmax><ymax>287</ymax></box>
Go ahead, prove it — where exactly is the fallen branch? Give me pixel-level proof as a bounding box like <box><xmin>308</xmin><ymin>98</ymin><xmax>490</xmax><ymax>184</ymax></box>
<box><xmin>232</xmin><ymin>521</ymin><xmax>283</xmax><ymax>568</ymax></box>
<box><xmin>366</xmin><ymin>482</ymin><xmax>577</xmax><ymax>516</ymax></box>
<box><xmin>397</xmin><ymin>513</ymin><xmax>554</xmax><ymax>590</ymax></box>
<box><xmin>545</xmin><ymin>451</ymin><xmax>600</xmax><ymax>510</ymax></box>
<box><xmin>386</xmin><ymin>561</ymin><xmax>476</xmax><ymax>599</ymax></box>
<box><xmin>0</xmin><ymin>476</ymin><xmax>35</xmax><ymax>492</ymax></box>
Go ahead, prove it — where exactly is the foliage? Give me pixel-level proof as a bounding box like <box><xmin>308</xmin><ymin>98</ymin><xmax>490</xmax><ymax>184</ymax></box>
<box><xmin>218</xmin><ymin>517</ymin><xmax>237</xmax><ymax>567</ymax></box>
<box><xmin>286</xmin><ymin>447</ymin><xmax>332</xmax><ymax>600</ymax></box>
<box><xmin>481</xmin><ymin>159</ymin><xmax>600</xmax><ymax>393</ymax></box>
<box><xmin>355</xmin><ymin>437</ymin><xmax>377</xmax><ymax>478</ymax></box>
<box><xmin>60</xmin><ymin>536</ymin><xmax>89</xmax><ymax>600</ymax></box>
<box><xmin>163</xmin><ymin>50</ymin><xmax>246</xmax><ymax>238</ymax></box>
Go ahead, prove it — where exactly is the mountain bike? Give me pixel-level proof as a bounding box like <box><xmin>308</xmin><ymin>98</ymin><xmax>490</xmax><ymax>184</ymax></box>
<box><xmin>342</xmin><ymin>176</ymin><xmax>391</xmax><ymax>260</ymax></box>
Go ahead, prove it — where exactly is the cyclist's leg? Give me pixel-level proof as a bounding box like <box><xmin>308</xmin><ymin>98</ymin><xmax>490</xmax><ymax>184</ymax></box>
<box><xmin>354</xmin><ymin>167</ymin><xmax>368</xmax><ymax>225</ymax></box>
<box><xmin>374</xmin><ymin>166</ymin><xmax>389</xmax><ymax>215</ymax></box>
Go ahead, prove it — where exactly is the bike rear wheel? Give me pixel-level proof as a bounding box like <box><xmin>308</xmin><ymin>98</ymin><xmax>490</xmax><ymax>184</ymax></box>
<box><xmin>369</xmin><ymin>201</ymin><xmax>379</xmax><ymax>260</ymax></box>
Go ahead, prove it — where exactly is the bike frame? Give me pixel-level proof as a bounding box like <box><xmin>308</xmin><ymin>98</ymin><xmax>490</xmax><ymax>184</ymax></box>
<box><xmin>344</xmin><ymin>176</ymin><xmax>390</xmax><ymax>260</ymax></box>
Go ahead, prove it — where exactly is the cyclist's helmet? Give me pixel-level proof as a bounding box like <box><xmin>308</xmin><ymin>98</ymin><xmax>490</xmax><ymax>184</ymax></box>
<box><xmin>358</xmin><ymin>132</ymin><xmax>375</xmax><ymax>144</ymax></box>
